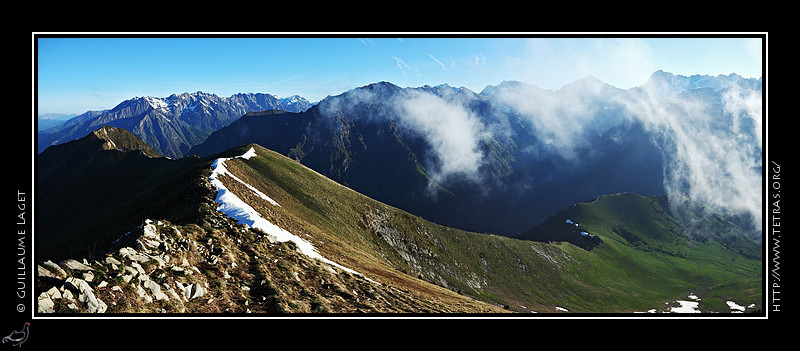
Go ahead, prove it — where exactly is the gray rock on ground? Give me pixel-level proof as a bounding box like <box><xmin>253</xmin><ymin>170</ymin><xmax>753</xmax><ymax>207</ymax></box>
<box><xmin>62</xmin><ymin>259</ymin><xmax>94</xmax><ymax>271</ymax></box>
<box><xmin>43</xmin><ymin>260</ymin><xmax>68</xmax><ymax>278</ymax></box>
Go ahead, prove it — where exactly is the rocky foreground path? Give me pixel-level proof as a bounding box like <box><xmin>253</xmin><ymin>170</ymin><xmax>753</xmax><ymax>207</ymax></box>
<box><xmin>37</xmin><ymin>218</ymin><xmax>228</xmax><ymax>314</ymax></box>
<box><xmin>36</xmin><ymin>212</ymin><xmax>504</xmax><ymax>314</ymax></box>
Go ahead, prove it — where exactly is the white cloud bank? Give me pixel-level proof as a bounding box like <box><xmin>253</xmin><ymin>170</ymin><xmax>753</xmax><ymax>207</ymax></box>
<box><xmin>412</xmin><ymin>75</ymin><xmax>763</xmax><ymax>231</ymax></box>
<box><xmin>397</xmin><ymin>90</ymin><xmax>488</xmax><ymax>184</ymax></box>
<box><xmin>318</xmin><ymin>74</ymin><xmax>763</xmax><ymax>232</ymax></box>
<box><xmin>617</xmin><ymin>79</ymin><xmax>763</xmax><ymax>231</ymax></box>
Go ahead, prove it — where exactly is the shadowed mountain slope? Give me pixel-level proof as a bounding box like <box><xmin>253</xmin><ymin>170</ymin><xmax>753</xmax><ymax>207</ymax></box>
<box><xmin>37</xmin><ymin>126</ymin><xmax>209</xmax><ymax>261</ymax></box>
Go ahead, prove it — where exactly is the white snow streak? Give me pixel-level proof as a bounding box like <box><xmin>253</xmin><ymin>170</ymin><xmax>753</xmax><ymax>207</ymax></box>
<box><xmin>209</xmin><ymin>147</ymin><xmax>365</xmax><ymax>278</ymax></box>
<box><xmin>210</xmin><ymin>147</ymin><xmax>280</xmax><ymax>207</ymax></box>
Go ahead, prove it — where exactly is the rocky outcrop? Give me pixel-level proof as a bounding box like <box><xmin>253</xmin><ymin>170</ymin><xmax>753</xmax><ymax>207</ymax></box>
<box><xmin>361</xmin><ymin>206</ymin><xmax>488</xmax><ymax>294</ymax></box>
<box><xmin>37</xmin><ymin>275</ymin><xmax>107</xmax><ymax>313</ymax></box>
<box><xmin>36</xmin><ymin>218</ymin><xmax>221</xmax><ymax>314</ymax></box>
<box><xmin>36</xmin><ymin>211</ymin><xmax>505</xmax><ymax>314</ymax></box>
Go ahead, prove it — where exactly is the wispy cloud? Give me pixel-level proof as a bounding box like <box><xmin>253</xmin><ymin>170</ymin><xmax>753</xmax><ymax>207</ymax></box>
<box><xmin>514</xmin><ymin>38</ymin><xmax>656</xmax><ymax>90</ymax></box>
<box><xmin>744</xmin><ymin>38</ymin><xmax>763</xmax><ymax>70</ymax></box>
<box><xmin>428</xmin><ymin>54</ymin><xmax>448</xmax><ymax>70</ymax></box>
<box><xmin>357</xmin><ymin>38</ymin><xmax>374</xmax><ymax>45</ymax></box>
<box><xmin>272</xmin><ymin>74</ymin><xmax>303</xmax><ymax>84</ymax></box>
<box><xmin>391</xmin><ymin>56</ymin><xmax>412</xmax><ymax>75</ymax></box>
<box><xmin>472</xmin><ymin>54</ymin><xmax>487</xmax><ymax>66</ymax></box>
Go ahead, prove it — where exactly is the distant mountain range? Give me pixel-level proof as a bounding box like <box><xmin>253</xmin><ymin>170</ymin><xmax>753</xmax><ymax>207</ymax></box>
<box><xmin>37</xmin><ymin>71</ymin><xmax>763</xmax><ymax>240</ymax></box>
<box><xmin>37</xmin><ymin>92</ymin><xmax>314</xmax><ymax>159</ymax></box>
<box><xmin>37</xmin><ymin>113</ymin><xmax>76</xmax><ymax>131</ymax></box>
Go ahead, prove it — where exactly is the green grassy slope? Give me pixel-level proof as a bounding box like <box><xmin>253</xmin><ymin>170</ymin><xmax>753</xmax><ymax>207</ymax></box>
<box><xmin>215</xmin><ymin>144</ymin><xmax>763</xmax><ymax>313</ymax></box>
<box><xmin>520</xmin><ymin>193</ymin><xmax>762</xmax><ymax>312</ymax></box>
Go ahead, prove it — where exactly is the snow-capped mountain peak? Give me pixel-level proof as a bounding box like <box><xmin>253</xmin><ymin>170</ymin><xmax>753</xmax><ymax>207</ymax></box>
<box><xmin>143</xmin><ymin>96</ymin><xmax>169</xmax><ymax>111</ymax></box>
<box><xmin>40</xmin><ymin>91</ymin><xmax>314</xmax><ymax>159</ymax></box>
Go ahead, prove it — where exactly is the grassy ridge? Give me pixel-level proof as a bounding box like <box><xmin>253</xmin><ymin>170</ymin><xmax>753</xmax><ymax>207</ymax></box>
<box><xmin>217</xmin><ymin>144</ymin><xmax>762</xmax><ymax>313</ymax></box>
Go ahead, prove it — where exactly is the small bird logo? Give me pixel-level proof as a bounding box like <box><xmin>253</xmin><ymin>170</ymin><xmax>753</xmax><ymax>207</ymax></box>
<box><xmin>2</xmin><ymin>322</ymin><xmax>29</xmax><ymax>347</ymax></box>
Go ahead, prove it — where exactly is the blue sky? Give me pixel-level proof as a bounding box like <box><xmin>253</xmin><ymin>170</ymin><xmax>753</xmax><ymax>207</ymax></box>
<box><xmin>36</xmin><ymin>35</ymin><xmax>764</xmax><ymax>115</ymax></box>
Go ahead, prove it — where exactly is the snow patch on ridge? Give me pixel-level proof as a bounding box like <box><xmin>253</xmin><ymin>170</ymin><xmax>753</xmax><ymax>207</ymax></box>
<box><xmin>210</xmin><ymin>148</ymin><xmax>280</xmax><ymax>207</ymax></box>
<box><xmin>239</xmin><ymin>147</ymin><xmax>257</xmax><ymax>160</ymax></box>
<box><xmin>209</xmin><ymin>147</ymin><xmax>366</xmax><ymax>278</ymax></box>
